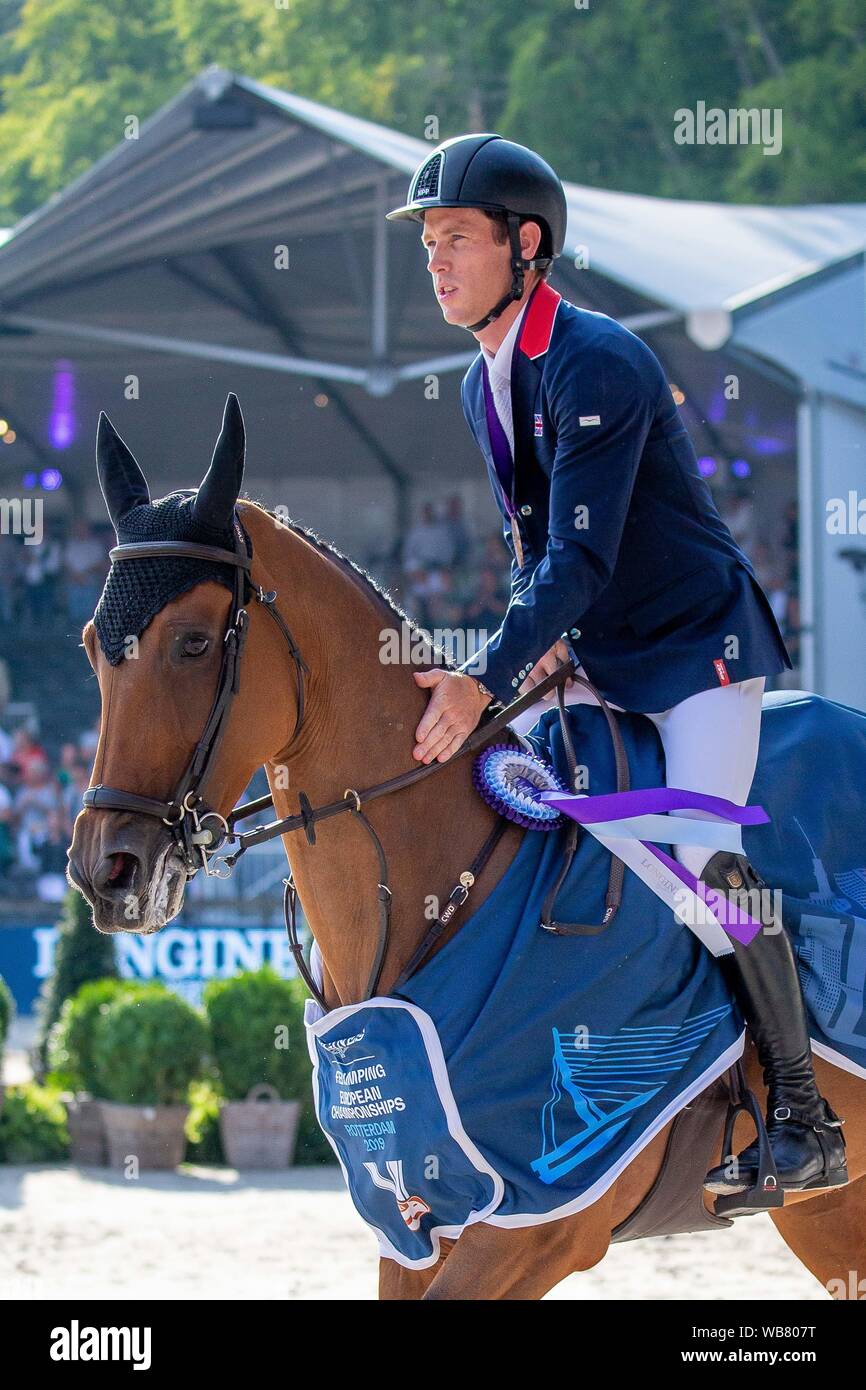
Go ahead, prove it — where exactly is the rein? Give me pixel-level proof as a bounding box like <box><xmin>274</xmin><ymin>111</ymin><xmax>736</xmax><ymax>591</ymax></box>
<box><xmin>83</xmin><ymin>514</ymin><xmax>629</xmax><ymax>1010</ymax></box>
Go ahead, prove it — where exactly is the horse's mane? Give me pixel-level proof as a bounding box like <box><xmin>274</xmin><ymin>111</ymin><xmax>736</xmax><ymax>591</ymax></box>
<box><xmin>242</xmin><ymin>498</ymin><xmax>456</xmax><ymax>670</ymax></box>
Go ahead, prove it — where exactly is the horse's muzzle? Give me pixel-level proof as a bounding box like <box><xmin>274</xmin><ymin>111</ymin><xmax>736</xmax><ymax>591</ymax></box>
<box><xmin>67</xmin><ymin>813</ymin><xmax>188</xmax><ymax>933</ymax></box>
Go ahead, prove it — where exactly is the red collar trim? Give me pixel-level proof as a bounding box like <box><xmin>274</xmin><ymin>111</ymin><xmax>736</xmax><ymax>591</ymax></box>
<box><xmin>517</xmin><ymin>281</ymin><xmax>562</xmax><ymax>360</ymax></box>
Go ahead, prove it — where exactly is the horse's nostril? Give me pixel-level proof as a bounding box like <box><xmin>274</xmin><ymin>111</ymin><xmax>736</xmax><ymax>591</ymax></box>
<box><xmin>93</xmin><ymin>851</ymin><xmax>140</xmax><ymax>896</ymax></box>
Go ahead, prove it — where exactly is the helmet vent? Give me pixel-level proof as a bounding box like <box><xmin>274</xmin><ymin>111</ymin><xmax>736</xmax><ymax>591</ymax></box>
<box><xmin>413</xmin><ymin>153</ymin><xmax>442</xmax><ymax>202</ymax></box>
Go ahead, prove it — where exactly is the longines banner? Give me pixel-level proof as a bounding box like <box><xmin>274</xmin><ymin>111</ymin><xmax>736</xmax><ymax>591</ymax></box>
<box><xmin>0</xmin><ymin>923</ymin><xmax>297</xmax><ymax>1014</ymax></box>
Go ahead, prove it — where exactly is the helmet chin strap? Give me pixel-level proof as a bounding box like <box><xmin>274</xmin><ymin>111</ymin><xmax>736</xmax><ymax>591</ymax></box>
<box><xmin>464</xmin><ymin>212</ymin><xmax>553</xmax><ymax>333</ymax></box>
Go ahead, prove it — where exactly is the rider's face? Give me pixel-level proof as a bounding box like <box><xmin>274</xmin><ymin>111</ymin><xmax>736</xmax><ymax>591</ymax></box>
<box><xmin>422</xmin><ymin>208</ymin><xmax>512</xmax><ymax>330</ymax></box>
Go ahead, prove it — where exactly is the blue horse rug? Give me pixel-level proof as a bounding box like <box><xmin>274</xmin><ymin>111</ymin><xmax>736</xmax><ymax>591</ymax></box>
<box><xmin>304</xmin><ymin>691</ymin><xmax>866</xmax><ymax>1268</ymax></box>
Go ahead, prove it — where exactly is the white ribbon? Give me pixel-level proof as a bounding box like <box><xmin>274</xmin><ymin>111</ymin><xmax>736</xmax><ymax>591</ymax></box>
<box><xmin>585</xmin><ymin>827</ymin><xmax>735</xmax><ymax>957</ymax></box>
<box><xmin>587</xmin><ymin>813</ymin><xmax>743</xmax><ymax>852</ymax></box>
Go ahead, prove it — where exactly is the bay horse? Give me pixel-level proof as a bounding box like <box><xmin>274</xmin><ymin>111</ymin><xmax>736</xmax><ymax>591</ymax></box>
<box><xmin>69</xmin><ymin>396</ymin><xmax>866</xmax><ymax>1300</ymax></box>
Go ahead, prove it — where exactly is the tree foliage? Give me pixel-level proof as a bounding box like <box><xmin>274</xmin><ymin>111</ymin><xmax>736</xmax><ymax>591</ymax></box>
<box><xmin>0</xmin><ymin>0</ymin><xmax>863</xmax><ymax>223</ymax></box>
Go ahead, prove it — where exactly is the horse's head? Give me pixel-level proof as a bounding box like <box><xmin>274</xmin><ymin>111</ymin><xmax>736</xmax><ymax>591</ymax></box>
<box><xmin>68</xmin><ymin>394</ymin><xmax>295</xmax><ymax>934</ymax></box>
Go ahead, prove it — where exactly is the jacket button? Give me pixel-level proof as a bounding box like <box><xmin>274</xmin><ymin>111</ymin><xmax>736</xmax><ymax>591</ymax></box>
<box><xmin>520</xmin><ymin>504</ymin><xmax>532</xmax><ymax>516</ymax></box>
<box><xmin>512</xmin><ymin>677</ymin><xmax>520</xmax><ymax>688</ymax></box>
<box><xmin>570</xmin><ymin>628</ymin><xmax>581</xmax><ymax>639</ymax></box>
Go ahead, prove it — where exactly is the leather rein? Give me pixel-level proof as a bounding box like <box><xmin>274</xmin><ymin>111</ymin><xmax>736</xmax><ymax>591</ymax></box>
<box><xmin>82</xmin><ymin>514</ymin><xmax>629</xmax><ymax>1010</ymax></box>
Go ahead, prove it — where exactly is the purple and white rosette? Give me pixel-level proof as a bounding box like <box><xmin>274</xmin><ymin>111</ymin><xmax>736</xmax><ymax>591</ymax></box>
<box><xmin>473</xmin><ymin>745</ymin><xmax>567</xmax><ymax>830</ymax></box>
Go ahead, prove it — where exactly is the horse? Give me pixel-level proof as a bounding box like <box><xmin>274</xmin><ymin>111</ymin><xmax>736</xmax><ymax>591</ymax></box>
<box><xmin>68</xmin><ymin>396</ymin><xmax>866</xmax><ymax>1301</ymax></box>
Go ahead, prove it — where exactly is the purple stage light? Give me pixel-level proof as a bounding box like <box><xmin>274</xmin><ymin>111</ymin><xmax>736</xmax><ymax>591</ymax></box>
<box><xmin>697</xmin><ymin>456</ymin><xmax>717</xmax><ymax>478</ymax></box>
<box><xmin>731</xmin><ymin>458</ymin><xmax>751</xmax><ymax>478</ymax></box>
<box><xmin>49</xmin><ymin>363</ymin><xmax>75</xmax><ymax>448</ymax></box>
<box><xmin>40</xmin><ymin>468</ymin><xmax>63</xmax><ymax>490</ymax></box>
<box><xmin>748</xmin><ymin>435</ymin><xmax>785</xmax><ymax>457</ymax></box>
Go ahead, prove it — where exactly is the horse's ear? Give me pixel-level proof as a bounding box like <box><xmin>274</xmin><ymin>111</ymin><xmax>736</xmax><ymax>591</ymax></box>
<box><xmin>193</xmin><ymin>392</ymin><xmax>245</xmax><ymax>535</ymax></box>
<box><xmin>96</xmin><ymin>412</ymin><xmax>150</xmax><ymax>529</ymax></box>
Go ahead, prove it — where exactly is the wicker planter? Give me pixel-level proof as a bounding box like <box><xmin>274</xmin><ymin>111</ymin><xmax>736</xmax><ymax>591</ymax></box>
<box><xmin>63</xmin><ymin>1095</ymin><xmax>107</xmax><ymax>1166</ymax></box>
<box><xmin>219</xmin><ymin>1083</ymin><xmax>301</xmax><ymax>1169</ymax></box>
<box><xmin>99</xmin><ymin>1102</ymin><xmax>190</xmax><ymax>1170</ymax></box>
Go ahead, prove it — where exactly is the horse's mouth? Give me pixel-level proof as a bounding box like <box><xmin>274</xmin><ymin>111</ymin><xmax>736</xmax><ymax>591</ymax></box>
<box><xmin>67</xmin><ymin>841</ymin><xmax>189</xmax><ymax>934</ymax></box>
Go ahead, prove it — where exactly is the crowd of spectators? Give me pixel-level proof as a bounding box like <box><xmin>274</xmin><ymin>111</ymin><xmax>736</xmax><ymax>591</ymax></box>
<box><xmin>0</xmin><ymin>718</ymin><xmax>99</xmax><ymax>902</ymax></box>
<box><xmin>0</xmin><ymin>517</ymin><xmax>111</xmax><ymax>899</ymax></box>
<box><xmin>0</xmin><ymin>519</ymin><xmax>110</xmax><ymax>630</ymax></box>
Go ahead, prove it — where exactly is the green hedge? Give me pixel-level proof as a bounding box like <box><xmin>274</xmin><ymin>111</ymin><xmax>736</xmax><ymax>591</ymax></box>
<box><xmin>0</xmin><ymin>1084</ymin><xmax>69</xmax><ymax>1163</ymax></box>
<box><xmin>90</xmin><ymin>986</ymin><xmax>210</xmax><ymax>1106</ymax></box>
<box><xmin>46</xmin><ymin>977</ymin><xmax>149</xmax><ymax>1094</ymax></box>
<box><xmin>203</xmin><ymin>969</ymin><xmax>309</xmax><ymax>1101</ymax></box>
<box><xmin>0</xmin><ymin>964</ymin><xmax>338</xmax><ymax>1164</ymax></box>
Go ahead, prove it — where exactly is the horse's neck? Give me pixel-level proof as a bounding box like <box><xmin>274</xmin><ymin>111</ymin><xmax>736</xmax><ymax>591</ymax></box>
<box><xmin>247</xmin><ymin>507</ymin><xmax>522</xmax><ymax>1009</ymax></box>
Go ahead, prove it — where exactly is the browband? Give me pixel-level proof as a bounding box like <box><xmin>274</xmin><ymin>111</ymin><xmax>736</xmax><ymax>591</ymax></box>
<box><xmin>109</xmin><ymin>540</ymin><xmax>251</xmax><ymax>569</ymax></box>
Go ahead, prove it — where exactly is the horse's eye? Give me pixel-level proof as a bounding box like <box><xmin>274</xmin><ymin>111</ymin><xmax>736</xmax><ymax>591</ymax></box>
<box><xmin>181</xmin><ymin>636</ymin><xmax>209</xmax><ymax>658</ymax></box>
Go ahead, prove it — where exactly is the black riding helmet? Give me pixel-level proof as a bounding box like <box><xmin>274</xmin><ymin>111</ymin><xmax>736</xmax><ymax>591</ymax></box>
<box><xmin>386</xmin><ymin>133</ymin><xmax>568</xmax><ymax>332</ymax></box>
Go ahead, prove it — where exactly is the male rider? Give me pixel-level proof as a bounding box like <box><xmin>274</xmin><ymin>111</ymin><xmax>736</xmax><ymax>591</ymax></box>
<box><xmin>385</xmin><ymin>133</ymin><xmax>847</xmax><ymax>1198</ymax></box>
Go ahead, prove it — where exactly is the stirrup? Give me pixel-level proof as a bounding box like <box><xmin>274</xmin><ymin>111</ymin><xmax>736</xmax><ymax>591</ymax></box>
<box><xmin>710</xmin><ymin>1064</ymin><xmax>784</xmax><ymax>1219</ymax></box>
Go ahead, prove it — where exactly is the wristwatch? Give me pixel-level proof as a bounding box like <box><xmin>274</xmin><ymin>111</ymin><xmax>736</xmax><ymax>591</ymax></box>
<box><xmin>471</xmin><ymin>677</ymin><xmax>503</xmax><ymax>712</ymax></box>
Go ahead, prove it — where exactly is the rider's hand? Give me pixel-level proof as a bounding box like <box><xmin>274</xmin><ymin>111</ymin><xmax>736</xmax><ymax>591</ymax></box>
<box><xmin>518</xmin><ymin>639</ymin><xmax>574</xmax><ymax>697</ymax></box>
<box><xmin>412</xmin><ymin>670</ymin><xmax>492</xmax><ymax>763</ymax></box>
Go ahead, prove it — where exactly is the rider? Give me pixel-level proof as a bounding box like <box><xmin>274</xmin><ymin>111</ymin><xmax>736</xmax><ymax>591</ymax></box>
<box><xmin>386</xmin><ymin>132</ymin><xmax>847</xmax><ymax>1198</ymax></box>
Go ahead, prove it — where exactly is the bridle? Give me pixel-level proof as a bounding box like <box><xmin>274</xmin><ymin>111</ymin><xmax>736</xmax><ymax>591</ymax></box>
<box><xmin>83</xmin><ymin>515</ymin><xmax>309</xmax><ymax>878</ymax></box>
<box><xmin>82</xmin><ymin>510</ymin><xmax>629</xmax><ymax>1009</ymax></box>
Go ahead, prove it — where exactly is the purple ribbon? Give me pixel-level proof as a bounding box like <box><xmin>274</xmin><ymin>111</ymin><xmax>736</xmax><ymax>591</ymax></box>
<box><xmin>539</xmin><ymin>785</ymin><xmax>771</xmax><ymax>946</ymax></box>
<box><xmin>647</xmin><ymin>844</ymin><xmax>762</xmax><ymax>945</ymax></box>
<box><xmin>540</xmin><ymin>787</ymin><xmax>770</xmax><ymax>828</ymax></box>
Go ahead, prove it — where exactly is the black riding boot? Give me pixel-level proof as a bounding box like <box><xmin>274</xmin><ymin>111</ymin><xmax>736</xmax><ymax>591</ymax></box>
<box><xmin>701</xmin><ymin>851</ymin><xmax>848</xmax><ymax>1195</ymax></box>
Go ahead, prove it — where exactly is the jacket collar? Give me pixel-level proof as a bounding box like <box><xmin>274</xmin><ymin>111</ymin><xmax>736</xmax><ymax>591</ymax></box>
<box><xmin>516</xmin><ymin>280</ymin><xmax>562</xmax><ymax>360</ymax></box>
<box><xmin>474</xmin><ymin>279</ymin><xmax>562</xmax><ymax>387</ymax></box>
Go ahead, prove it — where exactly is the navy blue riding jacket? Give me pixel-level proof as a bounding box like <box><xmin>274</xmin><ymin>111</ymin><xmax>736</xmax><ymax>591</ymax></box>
<box><xmin>457</xmin><ymin>280</ymin><xmax>792</xmax><ymax>711</ymax></box>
